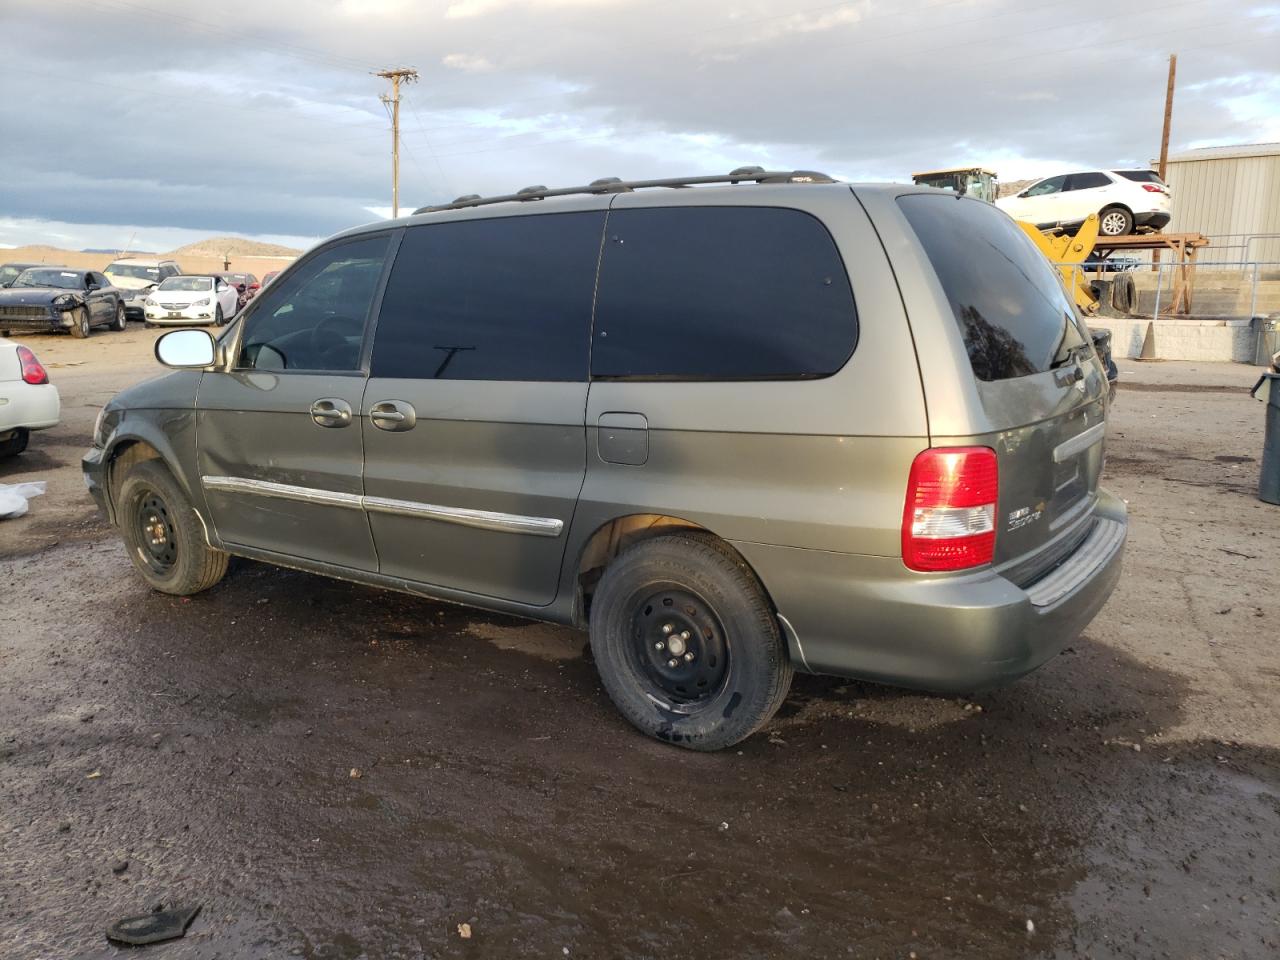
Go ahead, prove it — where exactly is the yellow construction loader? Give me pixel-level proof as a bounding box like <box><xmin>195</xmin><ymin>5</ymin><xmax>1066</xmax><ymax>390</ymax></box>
<box><xmin>1017</xmin><ymin>213</ymin><xmax>1101</xmax><ymax>314</ymax></box>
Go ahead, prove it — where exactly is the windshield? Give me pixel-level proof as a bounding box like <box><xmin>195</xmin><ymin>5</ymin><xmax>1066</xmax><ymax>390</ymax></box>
<box><xmin>158</xmin><ymin>276</ymin><xmax>213</xmax><ymax>292</ymax></box>
<box><xmin>13</xmin><ymin>268</ymin><xmax>83</xmax><ymax>290</ymax></box>
<box><xmin>221</xmin><ymin>274</ymin><xmax>249</xmax><ymax>283</ymax></box>
<box><xmin>0</xmin><ymin>265</ymin><xmax>29</xmax><ymax>285</ymax></box>
<box><xmin>106</xmin><ymin>262</ymin><xmax>162</xmax><ymax>280</ymax></box>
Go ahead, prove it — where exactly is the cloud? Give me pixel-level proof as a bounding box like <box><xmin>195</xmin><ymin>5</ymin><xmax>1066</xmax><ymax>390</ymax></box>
<box><xmin>0</xmin><ymin>0</ymin><xmax>1277</xmax><ymax>248</ymax></box>
<box><xmin>442</xmin><ymin>53</ymin><xmax>496</xmax><ymax>72</ymax></box>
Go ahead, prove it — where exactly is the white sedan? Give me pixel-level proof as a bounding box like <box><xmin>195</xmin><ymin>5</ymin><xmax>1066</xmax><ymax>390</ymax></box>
<box><xmin>0</xmin><ymin>338</ymin><xmax>60</xmax><ymax>458</ymax></box>
<box><xmin>144</xmin><ymin>276</ymin><xmax>240</xmax><ymax>326</ymax></box>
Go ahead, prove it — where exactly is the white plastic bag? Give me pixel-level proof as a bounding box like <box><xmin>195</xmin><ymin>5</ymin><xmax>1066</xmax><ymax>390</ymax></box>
<box><xmin>0</xmin><ymin>481</ymin><xmax>47</xmax><ymax>520</ymax></box>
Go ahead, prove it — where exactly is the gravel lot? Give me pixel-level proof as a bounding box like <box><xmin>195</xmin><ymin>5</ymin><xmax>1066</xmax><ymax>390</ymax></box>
<box><xmin>1</xmin><ymin>327</ymin><xmax>1277</xmax><ymax>959</ymax></box>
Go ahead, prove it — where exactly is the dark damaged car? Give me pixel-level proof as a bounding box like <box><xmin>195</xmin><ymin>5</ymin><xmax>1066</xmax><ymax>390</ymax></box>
<box><xmin>0</xmin><ymin>267</ymin><xmax>127</xmax><ymax>338</ymax></box>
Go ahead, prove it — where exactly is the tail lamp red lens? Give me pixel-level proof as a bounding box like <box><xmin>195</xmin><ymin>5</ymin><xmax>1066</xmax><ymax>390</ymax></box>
<box><xmin>16</xmin><ymin>345</ymin><xmax>49</xmax><ymax>385</ymax></box>
<box><xmin>902</xmin><ymin>446</ymin><xmax>999</xmax><ymax>572</ymax></box>
<box><xmin>1141</xmin><ymin>183</ymin><xmax>1164</xmax><ymax>193</ymax></box>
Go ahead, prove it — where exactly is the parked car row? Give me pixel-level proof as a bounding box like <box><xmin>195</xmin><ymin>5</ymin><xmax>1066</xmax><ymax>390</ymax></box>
<box><xmin>0</xmin><ymin>260</ymin><xmax>251</xmax><ymax>336</ymax></box>
<box><xmin>996</xmin><ymin>168</ymin><xmax>1172</xmax><ymax>237</ymax></box>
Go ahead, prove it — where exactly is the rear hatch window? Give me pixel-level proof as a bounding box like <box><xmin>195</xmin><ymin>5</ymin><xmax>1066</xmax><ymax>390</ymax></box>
<box><xmin>1114</xmin><ymin>169</ymin><xmax>1166</xmax><ymax>185</ymax></box>
<box><xmin>897</xmin><ymin>193</ymin><xmax>1088</xmax><ymax>382</ymax></box>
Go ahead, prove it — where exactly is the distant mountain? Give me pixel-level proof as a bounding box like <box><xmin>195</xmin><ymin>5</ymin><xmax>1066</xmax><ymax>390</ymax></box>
<box><xmin>168</xmin><ymin>236</ymin><xmax>303</xmax><ymax>258</ymax></box>
<box><xmin>80</xmin><ymin>247</ymin><xmax>146</xmax><ymax>254</ymax></box>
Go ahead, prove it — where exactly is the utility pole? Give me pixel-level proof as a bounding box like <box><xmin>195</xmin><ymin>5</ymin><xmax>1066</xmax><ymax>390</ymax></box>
<box><xmin>375</xmin><ymin>67</ymin><xmax>418</xmax><ymax>218</ymax></box>
<box><xmin>1153</xmin><ymin>53</ymin><xmax>1177</xmax><ymax>268</ymax></box>
<box><xmin>1158</xmin><ymin>53</ymin><xmax>1177</xmax><ymax>181</ymax></box>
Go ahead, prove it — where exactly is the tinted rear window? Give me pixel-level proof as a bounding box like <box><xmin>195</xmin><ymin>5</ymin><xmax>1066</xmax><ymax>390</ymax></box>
<box><xmin>591</xmin><ymin>206</ymin><xmax>857</xmax><ymax>380</ymax></box>
<box><xmin>898</xmin><ymin>194</ymin><xmax>1086</xmax><ymax>381</ymax></box>
<box><xmin>372</xmin><ymin>212</ymin><xmax>605</xmax><ymax>381</ymax></box>
<box><xmin>1115</xmin><ymin>170</ymin><xmax>1164</xmax><ymax>184</ymax></box>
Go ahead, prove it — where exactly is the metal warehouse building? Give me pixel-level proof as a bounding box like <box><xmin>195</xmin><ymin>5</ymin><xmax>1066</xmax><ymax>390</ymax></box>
<box><xmin>1162</xmin><ymin>142</ymin><xmax>1280</xmax><ymax>262</ymax></box>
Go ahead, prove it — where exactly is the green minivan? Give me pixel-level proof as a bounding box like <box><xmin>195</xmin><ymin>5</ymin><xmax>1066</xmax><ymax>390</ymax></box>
<box><xmin>84</xmin><ymin>169</ymin><xmax>1126</xmax><ymax>750</ymax></box>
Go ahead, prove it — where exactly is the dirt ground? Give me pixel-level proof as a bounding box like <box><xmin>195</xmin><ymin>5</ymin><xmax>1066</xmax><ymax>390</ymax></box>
<box><xmin>1</xmin><ymin>328</ymin><xmax>1277</xmax><ymax>959</ymax></box>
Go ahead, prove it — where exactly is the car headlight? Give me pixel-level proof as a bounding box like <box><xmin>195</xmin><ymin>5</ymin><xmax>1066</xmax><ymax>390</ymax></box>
<box><xmin>192</xmin><ymin>297</ymin><xmax>210</xmax><ymax>306</ymax></box>
<box><xmin>52</xmin><ymin>293</ymin><xmax>77</xmax><ymax>309</ymax></box>
<box><xmin>144</xmin><ymin>297</ymin><xmax>157</xmax><ymax>306</ymax></box>
<box><xmin>92</xmin><ymin>407</ymin><xmax>107</xmax><ymax>446</ymax></box>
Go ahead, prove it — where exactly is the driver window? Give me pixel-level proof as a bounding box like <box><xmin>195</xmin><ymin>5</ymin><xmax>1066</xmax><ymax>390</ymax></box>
<box><xmin>1025</xmin><ymin>176</ymin><xmax>1066</xmax><ymax>197</ymax></box>
<box><xmin>236</xmin><ymin>234</ymin><xmax>390</xmax><ymax>372</ymax></box>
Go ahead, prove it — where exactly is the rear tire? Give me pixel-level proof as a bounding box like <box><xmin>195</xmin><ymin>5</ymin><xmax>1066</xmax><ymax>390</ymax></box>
<box><xmin>1099</xmin><ymin>206</ymin><xmax>1134</xmax><ymax>237</ymax></box>
<box><xmin>117</xmin><ymin>460</ymin><xmax>228</xmax><ymax>595</ymax></box>
<box><xmin>69</xmin><ymin>308</ymin><xmax>90</xmax><ymax>338</ymax></box>
<box><xmin>588</xmin><ymin>531</ymin><xmax>793</xmax><ymax>751</ymax></box>
<box><xmin>0</xmin><ymin>428</ymin><xmax>29</xmax><ymax>458</ymax></box>
<box><xmin>110</xmin><ymin>301</ymin><xmax>127</xmax><ymax>331</ymax></box>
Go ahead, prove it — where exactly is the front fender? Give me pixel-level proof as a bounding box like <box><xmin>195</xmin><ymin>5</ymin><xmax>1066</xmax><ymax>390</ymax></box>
<box><xmin>95</xmin><ymin>371</ymin><xmax>216</xmax><ymax>541</ymax></box>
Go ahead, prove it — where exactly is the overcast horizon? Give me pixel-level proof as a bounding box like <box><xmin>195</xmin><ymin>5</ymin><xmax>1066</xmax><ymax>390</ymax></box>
<box><xmin>1</xmin><ymin>0</ymin><xmax>1278</xmax><ymax>252</ymax></box>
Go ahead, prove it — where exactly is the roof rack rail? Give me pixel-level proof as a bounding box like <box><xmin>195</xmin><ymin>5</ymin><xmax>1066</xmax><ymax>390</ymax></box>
<box><xmin>412</xmin><ymin>168</ymin><xmax>836</xmax><ymax>215</ymax></box>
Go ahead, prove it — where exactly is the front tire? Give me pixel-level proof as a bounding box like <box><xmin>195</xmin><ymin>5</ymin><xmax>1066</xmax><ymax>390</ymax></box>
<box><xmin>111</xmin><ymin>301</ymin><xmax>127</xmax><ymax>332</ymax></box>
<box><xmin>117</xmin><ymin>460</ymin><xmax>228</xmax><ymax>595</ymax></box>
<box><xmin>215</xmin><ymin>305</ymin><xmax>224</xmax><ymax>326</ymax></box>
<box><xmin>589</xmin><ymin>531</ymin><xmax>793</xmax><ymax>751</ymax></box>
<box><xmin>69</xmin><ymin>308</ymin><xmax>90</xmax><ymax>338</ymax></box>
<box><xmin>1099</xmin><ymin>206</ymin><xmax>1134</xmax><ymax>237</ymax></box>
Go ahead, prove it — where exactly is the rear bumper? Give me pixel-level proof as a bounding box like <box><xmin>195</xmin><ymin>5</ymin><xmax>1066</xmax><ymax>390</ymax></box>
<box><xmin>0</xmin><ymin>382</ymin><xmax>60</xmax><ymax>433</ymax></box>
<box><xmin>735</xmin><ymin>489</ymin><xmax>1127</xmax><ymax>693</ymax></box>
<box><xmin>1135</xmin><ymin>211</ymin><xmax>1171</xmax><ymax>230</ymax></box>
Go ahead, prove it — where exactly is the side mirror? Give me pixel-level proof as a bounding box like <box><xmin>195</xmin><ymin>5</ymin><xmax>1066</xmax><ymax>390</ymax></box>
<box><xmin>86</xmin><ymin>280</ymin><xmax>100</xmax><ymax>290</ymax></box>
<box><xmin>155</xmin><ymin>329</ymin><xmax>215</xmax><ymax>368</ymax></box>
<box><xmin>216</xmin><ymin>282</ymin><xmax>228</xmax><ymax>291</ymax></box>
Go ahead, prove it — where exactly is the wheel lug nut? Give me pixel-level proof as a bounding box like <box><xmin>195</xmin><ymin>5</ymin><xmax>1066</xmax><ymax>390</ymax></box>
<box><xmin>680</xmin><ymin>630</ymin><xmax>691</xmax><ymax>641</ymax></box>
<box><xmin>661</xmin><ymin>624</ymin><xmax>673</xmax><ymax>635</ymax></box>
<box><xmin>655</xmin><ymin>641</ymin><xmax>665</xmax><ymax>650</ymax></box>
<box><xmin>683</xmin><ymin>652</ymin><xmax>695</xmax><ymax>662</ymax></box>
<box><xmin>667</xmin><ymin>658</ymin><xmax>679</xmax><ymax>668</ymax></box>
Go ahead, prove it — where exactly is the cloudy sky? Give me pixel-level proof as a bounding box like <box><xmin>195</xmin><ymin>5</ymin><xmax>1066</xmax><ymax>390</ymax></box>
<box><xmin>1</xmin><ymin>0</ymin><xmax>1277</xmax><ymax>252</ymax></box>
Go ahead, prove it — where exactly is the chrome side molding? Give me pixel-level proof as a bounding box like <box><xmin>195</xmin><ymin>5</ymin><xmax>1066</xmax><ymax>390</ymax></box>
<box><xmin>200</xmin><ymin>476</ymin><xmax>564</xmax><ymax>538</ymax></box>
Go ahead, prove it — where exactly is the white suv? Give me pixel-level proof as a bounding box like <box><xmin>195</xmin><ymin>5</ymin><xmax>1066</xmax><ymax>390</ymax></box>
<box><xmin>996</xmin><ymin>169</ymin><xmax>1171</xmax><ymax>237</ymax></box>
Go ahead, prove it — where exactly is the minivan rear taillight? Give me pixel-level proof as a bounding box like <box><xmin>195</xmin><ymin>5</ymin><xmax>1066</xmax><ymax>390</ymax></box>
<box><xmin>16</xmin><ymin>345</ymin><xmax>48</xmax><ymax>385</ymax></box>
<box><xmin>1141</xmin><ymin>183</ymin><xmax>1165</xmax><ymax>193</ymax></box>
<box><xmin>902</xmin><ymin>447</ymin><xmax>998</xmax><ymax>572</ymax></box>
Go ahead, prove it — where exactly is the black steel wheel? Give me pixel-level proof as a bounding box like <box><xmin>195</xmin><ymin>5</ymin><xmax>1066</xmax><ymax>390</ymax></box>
<box><xmin>628</xmin><ymin>588</ymin><xmax>730</xmax><ymax>708</ymax></box>
<box><xmin>118</xmin><ymin>460</ymin><xmax>228</xmax><ymax>595</ymax></box>
<box><xmin>589</xmin><ymin>531</ymin><xmax>792</xmax><ymax>751</ymax></box>
<box><xmin>134</xmin><ymin>490</ymin><xmax>179</xmax><ymax>575</ymax></box>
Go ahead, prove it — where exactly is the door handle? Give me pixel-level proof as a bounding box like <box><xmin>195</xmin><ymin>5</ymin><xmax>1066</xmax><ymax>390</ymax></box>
<box><xmin>310</xmin><ymin>398</ymin><xmax>352</xmax><ymax>427</ymax></box>
<box><xmin>369</xmin><ymin>399</ymin><xmax>417</xmax><ymax>432</ymax></box>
